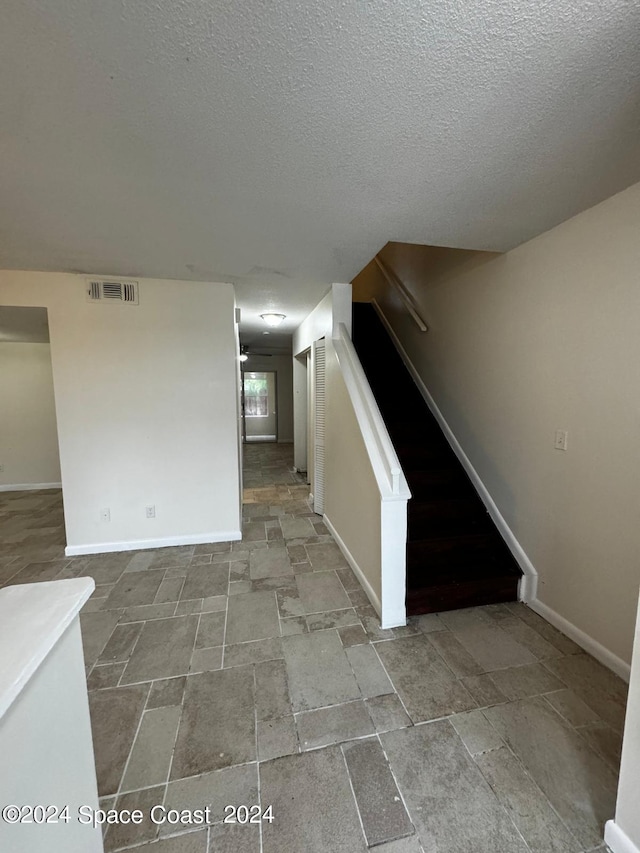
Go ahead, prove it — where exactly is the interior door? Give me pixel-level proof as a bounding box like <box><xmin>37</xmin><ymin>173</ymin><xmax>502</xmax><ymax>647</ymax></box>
<box><xmin>243</xmin><ymin>371</ymin><xmax>277</xmax><ymax>442</ymax></box>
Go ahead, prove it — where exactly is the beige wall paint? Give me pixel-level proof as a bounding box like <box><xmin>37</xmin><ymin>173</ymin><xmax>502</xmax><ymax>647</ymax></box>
<box><xmin>325</xmin><ymin>337</ymin><xmax>382</xmax><ymax>601</ymax></box>
<box><xmin>0</xmin><ymin>342</ymin><xmax>61</xmax><ymax>487</ymax></box>
<box><xmin>354</xmin><ymin>182</ymin><xmax>640</xmax><ymax>664</ymax></box>
<box><xmin>0</xmin><ymin>271</ymin><xmax>241</xmax><ymax>552</ymax></box>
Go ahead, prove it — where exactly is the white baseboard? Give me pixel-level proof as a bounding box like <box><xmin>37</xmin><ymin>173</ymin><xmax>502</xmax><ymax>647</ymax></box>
<box><xmin>605</xmin><ymin>820</ymin><xmax>639</xmax><ymax>853</ymax></box>
<box><xmin>324</xmin><ymin>513</ymin><xmax>382</xmax><ymax>618</ymax></box>
<box><xmin>371</xmin><ymin>299</ymin><xmax>538</xmax><ymax>603</ymax></box>
<box><xmin>530</xmin><ymin>598</ymin><xmax>631</xmax><ymax>682</ymax></box>
<box><xmin>65</xmin><ymin>530</ymin><xmax>242</xmax><ymax>557</ymax></box>
<box><xmin>0</xmin><ymin>482</ymin><xmax>62</xmax><ymax>492</ymax></box>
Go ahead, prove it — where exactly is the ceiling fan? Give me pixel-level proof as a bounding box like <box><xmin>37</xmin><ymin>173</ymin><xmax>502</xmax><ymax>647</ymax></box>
<box><xmin>240</xmin><ymin>345</ymin><xmax>273</xmax><ymax>361</ymax></box>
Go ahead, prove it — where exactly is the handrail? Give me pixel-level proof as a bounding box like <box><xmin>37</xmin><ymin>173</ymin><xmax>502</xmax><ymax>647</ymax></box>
<box><xmin>374</xmin><ymin>256</ymin><xmax>428</xmax><ymax>332</ymax></box>
<box><xmin>333</xmin><ymin>323</ymin><xmax>411</xmax><ymax>500</ymax></box>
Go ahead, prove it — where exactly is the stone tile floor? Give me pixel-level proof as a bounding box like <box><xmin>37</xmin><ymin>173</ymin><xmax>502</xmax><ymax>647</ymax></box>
<box><xmin>0</xmin><ymin>442</ymin><xmax>623</xmax><ymax>852</ymax></box>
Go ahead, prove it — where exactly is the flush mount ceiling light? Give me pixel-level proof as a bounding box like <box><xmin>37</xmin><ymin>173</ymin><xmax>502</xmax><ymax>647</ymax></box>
<box><xmin>260</xmin><ymin>313</ymin><xmax>286</xmax><ymax>327</ymax></box>
<box><xmin>239</xmin><ymin>345</ymin><xmax>249</xmax><ymax>362</ymax></box>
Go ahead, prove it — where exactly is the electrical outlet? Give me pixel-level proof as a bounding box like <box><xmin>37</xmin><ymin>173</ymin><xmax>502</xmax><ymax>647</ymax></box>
<box><xmin>100</xmin><ymin>507</ymin><xmax>111</xmax><ymax>522</ymax></box>
<box><xmin>145</xmin><ymin>505</ymin><xmax>156</xmax><ymax>519</ymax></box>
<box><xmin>554</xmin><ymin>429</ymin><xmax>568</xmax><ymax>451</ymax></box>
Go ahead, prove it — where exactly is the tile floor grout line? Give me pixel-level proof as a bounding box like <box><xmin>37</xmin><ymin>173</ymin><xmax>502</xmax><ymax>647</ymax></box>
<box><xmin>369</xmin><ymin>640</ymin><xmax>414</xmax><ymax>723</ymax></box>
<box><xmin>112</xmin><ymin>680</ymin><xmax>153</xmax><ymax>801</ymax></box>
<box><xmin>374</xmin><ymin>732</ymin><xmax>419</xmax><ymax>844</ymax></box>
<box><xmin>158</xmin><ymin>675</ymin><xmax>188</xmax><ymax>830</ymax></box>
<box><xmin>105</xmin><ymin>823</ymin><xmax>206</xmax><ymax>853</ymax></box>
<box><xmin>190</xmin><ymin>609</ymin><xmax>204</xmax><ymax>675</ymax></box>
<box><xmin>113</xmin><ymin>622</ymin><xmax>145</xmax><ymax>690</ymax></box>
<box><xmin>253</xmin><ymin>664</ymin><xmax>265</xmax><ymax>853</ymax></box>
<box><xmin>85</xmin><ymin>612</ymin><xmax>126</xmax><ymax>682</ymax></box>
<box><xmin>444</xmin><ymin>715</ymin><xmax>535</xmax><ymax>853</ymax></box>
<box><xmin>292</xmin><ymin>694</ymin><xmax>374</xmax><ymax>719</ymax></box>
<box><xmin>115</xmin><ymin>760</ymin><xmax>261</xmax><ymax>799</ymax></box>
<box><xmin>338</xmin><ymin>740</ymin><xmax>370</xmax><ymax>848</ymax></box>
<box><xmin>476</xmin><ymin>710</ymin><xmax>585</xmax><ymax>850</ymax></box>
<box><xmin>420</xmin><ymin>628</ymin><xmax>478</xmax><ymax>684</ymax></box>
<box><xmin>297</xmin><ymin>731</ymin><xmax>386</xmax><ymax>755</ymax></box>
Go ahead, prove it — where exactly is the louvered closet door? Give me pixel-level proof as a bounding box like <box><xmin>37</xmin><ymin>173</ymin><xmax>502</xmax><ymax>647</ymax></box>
<box><xmin>312</xmin><ymin>338</ymin><xmax>326</xmax><ymax>515</ymax></box>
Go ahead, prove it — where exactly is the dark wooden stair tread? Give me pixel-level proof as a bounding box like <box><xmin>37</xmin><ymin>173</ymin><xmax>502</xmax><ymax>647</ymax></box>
<box><xmin>351</xmin><ymin>301</ymin><xmax>522</xmax><ymax>615</ymax></box>
<box><xmin>407</xmin><ymin>499</ymin><xmax>492</xmax><ymax>540</ymax></box>
<box><xmin>407</xmin><ymin>532</ymin><xmax>519</xmax><ymax>573</ymax></box>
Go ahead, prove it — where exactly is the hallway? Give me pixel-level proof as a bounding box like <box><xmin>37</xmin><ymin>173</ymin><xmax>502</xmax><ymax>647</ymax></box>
<box><xmin>0</xmin><ymin>447</ymin><xmax>626</xmax><ymax>852</ymax></box>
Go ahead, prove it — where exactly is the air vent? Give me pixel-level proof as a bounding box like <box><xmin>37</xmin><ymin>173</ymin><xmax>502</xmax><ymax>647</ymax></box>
<box><xmin>86</xmin><ymin>279</ymin><xmax>139</xmax><ymax>304</ymax></box>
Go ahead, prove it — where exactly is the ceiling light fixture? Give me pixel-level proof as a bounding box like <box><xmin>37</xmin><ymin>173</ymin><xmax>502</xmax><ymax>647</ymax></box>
<box><xmin>239</xmin><ymin>345</ymin><xmax>249</xmax><ymax>362</ymax></box>
<box><xmin>260</xmin><ymin>313</ymin><xmax>286</xmax><ymax>327</ymax></box>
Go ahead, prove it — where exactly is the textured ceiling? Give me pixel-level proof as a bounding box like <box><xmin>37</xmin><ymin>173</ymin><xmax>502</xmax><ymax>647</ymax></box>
<box><xmin>1</xmin><ymin>0</ymin><xmax>640</xmax><ymax>342</ymax></box>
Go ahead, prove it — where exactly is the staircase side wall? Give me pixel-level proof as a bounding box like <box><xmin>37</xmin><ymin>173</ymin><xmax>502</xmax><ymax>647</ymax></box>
<box><xmin>353</xmin><ymin>180</ymin><xmax>640</xmax><ymax>672</ymax></box>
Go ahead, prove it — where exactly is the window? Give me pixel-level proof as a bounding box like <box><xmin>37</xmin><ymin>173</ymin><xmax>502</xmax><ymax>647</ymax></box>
<box><xmin>243</xmin><ymin>374</ymin><xmax>269</xmax><ymax>417</ymax></box>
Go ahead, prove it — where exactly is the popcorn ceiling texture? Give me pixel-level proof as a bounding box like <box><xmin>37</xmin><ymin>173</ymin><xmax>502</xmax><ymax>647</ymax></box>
<box><xmin>1</xmin><ymin>0</ymin><xmax>639</xmax><ymax>313</ymax></box>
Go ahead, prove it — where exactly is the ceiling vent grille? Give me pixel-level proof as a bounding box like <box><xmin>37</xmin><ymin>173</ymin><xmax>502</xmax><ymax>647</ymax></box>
<box><xmin>86</xmin><ymin>279</ymin><xmax>139</xmax><ymax>304</ymax></box>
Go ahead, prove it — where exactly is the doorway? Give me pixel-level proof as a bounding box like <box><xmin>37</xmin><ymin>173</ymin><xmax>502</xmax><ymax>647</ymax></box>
<box><xmin>0</xmin><ymin>306</ymin><xmax>62</xmax><ymax>492</ymax></box>
<box><xmin>242</xmin><ymin>370</ymin><xmax>278</xmax><ymax>442</ymax></box>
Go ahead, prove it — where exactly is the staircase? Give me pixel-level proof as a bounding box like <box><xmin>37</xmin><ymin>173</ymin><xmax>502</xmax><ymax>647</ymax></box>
<box><xmin>351</xmin><ymin>302</ymin><xmax>522</xmax><ymax>615</ymax></box>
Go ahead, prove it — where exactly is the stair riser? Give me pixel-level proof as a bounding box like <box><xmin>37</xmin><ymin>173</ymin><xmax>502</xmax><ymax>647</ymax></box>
<box><xmin>406</xmin><ymin>577</ymin><xmax>519</xmax><ymax>615</ymax></box>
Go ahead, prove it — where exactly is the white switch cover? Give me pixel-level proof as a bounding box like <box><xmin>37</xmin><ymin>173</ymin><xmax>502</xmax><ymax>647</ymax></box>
<box><xmin>554</xmin><ymin>429</ymin><xmax>568</xmax><ymax>451</ymax></box>
<box><xmin>100</xmin><ymin>508</ymin><xmax>111</xmax><ymax>522</ymax></box>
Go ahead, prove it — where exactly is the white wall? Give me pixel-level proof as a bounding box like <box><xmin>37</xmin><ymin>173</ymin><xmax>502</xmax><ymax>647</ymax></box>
<box><xmin>0</xmin><ymin>619</ymin><xmax>101</xmax><ymax>853</ymax></box>
<box><xmin>353</xmin><ymin>181</ymin><xmax>640</xmax><ymax>667</ymax></box>
<box><xmin>293</xmin><ymin>355</ymin><xmax>308</xmax><ymax>471</ymax></box>
<box><xmin>606</xmin><ymin>594</ymin><xmax>640</xmax><ymax>853</ymax></box>
<box><xmin>293</xmin><ymin>289</ymin><xmax>332</xmax><ymax>357</ymax></box>
<box><xmin>293</xmin><ymin>284</ymin><xmax>352</xmax><ymax>495</ymax></box>
<box><xmin>0</xmin><ymin>272</ymin><xmax>241</xmax><ymax>554</ymax></box>
<box><xmin>243</xmin><ymin>354</ymin><xmax>294</xmax><ymax>442</ymax></box>
<box><xmin>0</xmin><ymin>342</ymin><xmax>61</xmax><ymax>488</ymax></box>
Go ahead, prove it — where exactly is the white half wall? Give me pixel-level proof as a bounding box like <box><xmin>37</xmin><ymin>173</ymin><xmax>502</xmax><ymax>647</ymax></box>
<box><xmin>324</xmin><ymin>336</ymin><xmax>383</xmax><ymax>610</ymax></box>
<box><xmin>0</xmin><ymin>342</ymin><xmax>61</xmax><ymax>489</ymax></box>
<box><xmin>0</xmin><ymin>271</ymin><xmax>241</xmax><ymax>553</ymax></box>
<box><xmin>354</xmin><ymin>180</ymin><xmax>640</xmax><ymax>666</ymax></box>
<box><xmin>295</xmin><ymin>284</ymin><xmax>407</xmax><ymax>627</ymax></box>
